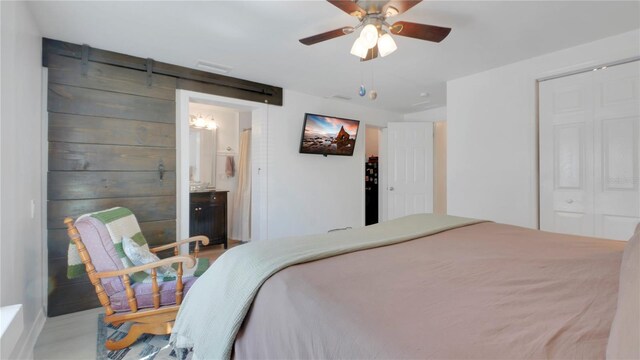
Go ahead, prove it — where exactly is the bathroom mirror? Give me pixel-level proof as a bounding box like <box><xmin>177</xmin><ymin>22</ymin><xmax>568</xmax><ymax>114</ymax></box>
<box><xmin>189</xmin><ymin>127</ymin><xmax>217</xmax><ymax>191</ymax></box>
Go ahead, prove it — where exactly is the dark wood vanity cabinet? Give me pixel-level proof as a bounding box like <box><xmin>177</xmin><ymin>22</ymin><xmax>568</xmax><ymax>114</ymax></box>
<box><xmin>189</xmin><ymin>191</ymin><xmax>228</xmax><ymax>249</ymax></box>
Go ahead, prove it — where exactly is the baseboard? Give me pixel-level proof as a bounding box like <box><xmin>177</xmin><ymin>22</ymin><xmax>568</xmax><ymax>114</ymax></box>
<box><xmin>9</xmin><ymin>307</ymin><xmax>46</xmax><ymax>360</ymax></box>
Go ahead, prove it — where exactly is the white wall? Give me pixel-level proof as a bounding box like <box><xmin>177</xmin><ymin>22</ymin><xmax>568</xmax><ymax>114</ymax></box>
<box><xmin>0</xmin><ymin>1</ymin><xmax>45</xmax><ymax>358</ymax></box>
<box><xmin>404</xmin><ymin>106</ymin><xmax>447</xmax><ymax>122</ymax></box>
<box><xmin>447</xmin><ymin>29</ymin><xmax>640</xmax><ymax>228</ymax></box>
<box><xmin>266</xmin><ymin>90</ymin><xmax>402</xmax><ymax>239</ymax></box>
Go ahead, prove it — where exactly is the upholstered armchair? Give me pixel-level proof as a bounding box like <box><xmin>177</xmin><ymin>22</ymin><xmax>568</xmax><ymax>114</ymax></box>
<box><xmin>64</xmin><ymin>207</ymin><xmax>210</xmax><ymax>350</ymax></box>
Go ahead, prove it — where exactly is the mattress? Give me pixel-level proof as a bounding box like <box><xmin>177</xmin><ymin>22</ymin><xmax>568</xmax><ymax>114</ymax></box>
<box><xmin>234</xmin><ymin>222</ymin><xmax>625</xmax><ymax>359</ymax></box>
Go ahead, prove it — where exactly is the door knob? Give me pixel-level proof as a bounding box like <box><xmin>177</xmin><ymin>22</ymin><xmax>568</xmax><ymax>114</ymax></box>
<box><xmin>566</xmin><ymin>199</ymin><xmax>574</xmax><ymax>204</ymax></box>
<box><xmin>389</xmin><ymin>186</ymin><xmax>395</xmax><ymax>191</ymax></box>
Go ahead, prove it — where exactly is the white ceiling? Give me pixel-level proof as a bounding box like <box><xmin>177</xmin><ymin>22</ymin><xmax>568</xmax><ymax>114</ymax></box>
<box><xmin>28</xmin><ymin>1</ymin><xmax>640</xmax><ymax>114</ymax></box>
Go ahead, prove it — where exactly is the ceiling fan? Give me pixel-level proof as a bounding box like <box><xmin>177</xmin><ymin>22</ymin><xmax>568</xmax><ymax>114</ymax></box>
<box><xmin>299</xmin><ymin>0</ymin><xmax>451</xmax><ymax>61</ymax></box>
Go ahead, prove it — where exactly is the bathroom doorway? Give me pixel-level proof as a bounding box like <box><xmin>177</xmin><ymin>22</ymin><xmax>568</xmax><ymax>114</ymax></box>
<box><xmin>187</xmin><ymin>102</ymin><xmax>252</xmax><ymax>250</ymax></box>
<box><xmin>176</xmin><ymin>90</ymin><xmax>268</xmax><ymax>253</ymax></box>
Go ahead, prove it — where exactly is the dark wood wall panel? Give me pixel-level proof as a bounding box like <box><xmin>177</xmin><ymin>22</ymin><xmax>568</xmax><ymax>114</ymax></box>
<box><xmin>48</xmin><ymin>196</ymin><xmax>176</xmax><ymax>230</ymax></box>
<box><xmin>48</xmin><ymin>281</ymin><xmax>100</xmax><ymax>317</ymax></box>
<box><xmin>47</xmin><ymin>53</ymin><xmax>178</xmax><ymax>316</ymax></box>
<box><xmin>49</xmin><ymin>143</ymin><xmax>176</xmax><ymax>171</ymax></box>
<box><xmin>48</xmin><ymin>84</ymin><xmax>175</xmax><ymax>123</ymax></box>
<box><xmin>47</xmin><ymin>55</ymin><xmax>176</xmax><ymax>100</ymax></box>
<box><xmin>48</xmin><ymin>171</ymin><xmax>176</xmax><ymax>200</ymax></box>
<box><xmin>137</xmin><ymin>220</ymin><xmax>178</xmax><ymax>249</ymax></box>
<box><xmin>49</xmin><ymin>113</ymin><xmax>175</xmax><ymax>147</ymax></box>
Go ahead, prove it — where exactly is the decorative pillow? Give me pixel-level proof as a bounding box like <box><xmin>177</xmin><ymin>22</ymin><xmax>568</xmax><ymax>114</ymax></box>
<box><xmin>606</xmin><ymin>224</ymin><xmax>639</xmax><ymax>359</ymax></box>
<box><xmin>122</xmin><ymin>236</ymin><xmax>176</xmax><ymax>278</ymax></box>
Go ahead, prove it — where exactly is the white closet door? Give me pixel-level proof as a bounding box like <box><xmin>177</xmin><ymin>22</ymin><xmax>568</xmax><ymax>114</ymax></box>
<box><xmin>540</xmin><ymin>61</ymin><xmax>640</xmax><ymax>240</ymax></box>
<box><xmin>592</xmin><ymin>61</ymin><xmax>640</xmax><ymax>240</ymax></box>
<box><xmin>540</xmin><ymin>71</ymin><xmax>594</xmax><ymax>237</ymax></box>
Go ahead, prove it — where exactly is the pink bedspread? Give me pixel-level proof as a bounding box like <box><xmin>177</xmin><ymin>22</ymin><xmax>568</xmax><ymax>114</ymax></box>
<box><xmin>234</xmin><ymin>222</ymin><xmax>625</xmax><ymax>359</ymax></box>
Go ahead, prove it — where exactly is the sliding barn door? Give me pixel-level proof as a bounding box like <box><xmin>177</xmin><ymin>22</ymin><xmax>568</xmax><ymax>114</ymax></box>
<box><xmin>46</xmin><ymin>54</ymin><xmax>177</xmax><ymax>315</ymax></box>
<box><xmin>540</xmin><ymin>60</ymin><xmax>640</xmax><ymax>240</ymax></box>
<box><xmin>386</xmin><ymin>122</ymin><xmax>433</xmax><ymax>220</ymax></box>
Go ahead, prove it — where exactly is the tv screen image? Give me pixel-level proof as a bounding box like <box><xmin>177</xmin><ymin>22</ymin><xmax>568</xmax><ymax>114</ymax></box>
<box><xmin>299</xmin><ymin>113</ymin><xmax>360</xmax><ymax>156</ymax></box>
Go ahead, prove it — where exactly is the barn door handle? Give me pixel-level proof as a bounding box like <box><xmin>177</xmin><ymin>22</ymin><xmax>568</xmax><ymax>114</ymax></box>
<box><xmin>158</xmin><ymin>160</ymin><xmax>165</xmax><ymax>181</ymax></box>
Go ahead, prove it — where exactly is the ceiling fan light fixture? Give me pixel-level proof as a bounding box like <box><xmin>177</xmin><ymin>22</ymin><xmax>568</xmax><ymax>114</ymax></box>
<box><xmin>385</xmin><ymin>6</ymin><xmax>399</xmax><ymax>18</ymax></box>
<box><xmin>350</xmin><ymin>37</ymin><xmax>369</xmax><ymax>58</ymax></box>
<box><xmin>360</xmin><ymin>24</ymin><xmax>379</xmax><ymax>49</ymax></box>
<box><xmin>378</xmin><ymin>33</ymin><xmax>397</xmax><ymax>57</ymax></box>
<box><xmin>298</xmin><ymin>0</ymin><xmax>452</xmax><ymax>62</ymax></box>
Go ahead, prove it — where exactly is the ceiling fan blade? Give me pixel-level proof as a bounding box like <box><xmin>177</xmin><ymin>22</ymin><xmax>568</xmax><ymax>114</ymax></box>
<box><xmin>361</xmin><ymin>45</ymin><xmax>378</xmax><ymax>62</ymax></box>
<box><xmin>390</xmin><ymin>21</ymin><xmax>451</xmax><ymax>43</ymax></box>
<box><xmin>383</xmin><ymin>1</ymin><xmax>422</xmax><ymax>17</ymax></box>
<box><xmin>299</xmin><ymin>27</ymin><xmax>354</xmax><ymax>46</ymax></box>
<box><xmin>327</xmin><ymin>0</ymin><xmax>366</xmax><ymax>17</ymax></box>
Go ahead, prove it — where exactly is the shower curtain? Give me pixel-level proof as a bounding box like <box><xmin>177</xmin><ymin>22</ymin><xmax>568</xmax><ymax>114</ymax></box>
<box><xmin>231</xmin><ymin>129</ymin><xmax>251</xmax><ymax>241</ymax></box>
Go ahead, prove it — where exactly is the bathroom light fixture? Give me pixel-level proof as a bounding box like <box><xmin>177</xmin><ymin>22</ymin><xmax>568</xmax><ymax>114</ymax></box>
<box><xmin>189</xmin><ymin>114</ymin><xmax>217</xmax><ymax>130</ymax></box>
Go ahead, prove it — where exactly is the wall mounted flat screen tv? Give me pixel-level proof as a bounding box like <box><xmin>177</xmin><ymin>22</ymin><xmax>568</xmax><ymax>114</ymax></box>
<box><xmin>299</xmin><ymin>113</ymin><xmax>360</xmax><ymax>156</ymax></box>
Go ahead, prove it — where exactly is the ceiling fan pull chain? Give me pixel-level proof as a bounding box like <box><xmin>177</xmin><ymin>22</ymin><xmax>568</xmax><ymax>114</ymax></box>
<box><xmin>359</xmin><ymin>62</ymin><xmax>366</xmax><ymax>97</ymax></box>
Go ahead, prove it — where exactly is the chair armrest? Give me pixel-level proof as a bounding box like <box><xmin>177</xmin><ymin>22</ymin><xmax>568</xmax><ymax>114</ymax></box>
<box><xmin>149</xmin><ymin>236</ymin><xmax>209</xmax><ymax>253</ymax></box>
<box><xmin>93</xmin><ymin>255</ymin><xmax>196</xmax><ymax>279</ymax></box>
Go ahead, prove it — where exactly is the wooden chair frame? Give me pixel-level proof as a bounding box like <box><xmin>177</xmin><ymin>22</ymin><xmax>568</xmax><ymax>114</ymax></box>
<box><xmin>64</xmin><ymin>217</ymin><xmax>209</xmax><ymax>350</ymax></box>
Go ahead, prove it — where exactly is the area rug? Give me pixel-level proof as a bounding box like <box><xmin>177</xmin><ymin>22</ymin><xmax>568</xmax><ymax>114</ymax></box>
<box><xmin>97</xmin><ymin>314</ymin><xmax>192</xmax><ymax>360</ymax></box>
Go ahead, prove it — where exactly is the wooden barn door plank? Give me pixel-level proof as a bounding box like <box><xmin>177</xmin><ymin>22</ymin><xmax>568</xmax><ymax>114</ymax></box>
<box><xmin>48</xmin><ymin>196</ymin><xmax>176</xmax><ymax>230</ymax></box>
<box><xmin>47</xmin><ymin>54</ymin><xmax>177</xmax><ymax>100</ymax></box>
<box><xmin>48</xmin><ymin>171</ymin><xmax>176</xmax><ymax>200</ymax></box>
<box><xmin>48</xmin><ymin>83</ymin><xmax>175</xmax><ymax>123</ymax></box>
<box><xmin>49</xmin><ymin>143</ymin><xmax>176</xmax><ymax>171</ymax></box>
<box><xmin>49</xmin><ymin>113</ymin><xmax>175</xmax><ymax>147</ymax></box>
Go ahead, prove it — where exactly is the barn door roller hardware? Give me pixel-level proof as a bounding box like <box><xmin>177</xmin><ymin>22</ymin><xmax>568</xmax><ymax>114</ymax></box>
<box><xmin>146</xmin><ymin>58</ymin><xmax>153</xmax><ymax>87</ymax></box>
<box><xmin>42</xmin><ymin>38</ymin><xmax>283</xmax><ymax>106</ymax></box>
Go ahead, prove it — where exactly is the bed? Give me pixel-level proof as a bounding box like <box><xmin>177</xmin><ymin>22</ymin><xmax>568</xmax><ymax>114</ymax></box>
<box><xmin>170</xmin><ymin>214</ymin><xmax>638</xmax><ymax>360</ymax></box>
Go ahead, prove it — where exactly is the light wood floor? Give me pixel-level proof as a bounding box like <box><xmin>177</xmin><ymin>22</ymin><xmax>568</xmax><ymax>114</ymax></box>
<box><xmin>34</xmin><ymin>307</ymin><xmax>102</xmax><ymax>359</ymax></box>
<box><xmin>34</xmin><ymin>242</ymin><xmax>240</xmax><ymax>359</ymax></box>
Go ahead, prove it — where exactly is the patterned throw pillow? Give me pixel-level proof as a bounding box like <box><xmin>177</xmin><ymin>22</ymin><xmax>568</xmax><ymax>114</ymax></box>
<box><xmin>122</xmin><ymin>236</ymin><xmax>176</xmax><ymax>278</ymax></box>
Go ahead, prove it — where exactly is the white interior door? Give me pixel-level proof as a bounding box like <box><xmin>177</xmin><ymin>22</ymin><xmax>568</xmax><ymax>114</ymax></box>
<box><xmin>387</xmin><ymin>122</ymin><xmax>433</xmax><ymax>220</ymax></box>
<box><xmin>540</xmin><ymin>61</ymin><xmax>640</xmax><ymax>240</ymax></box>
